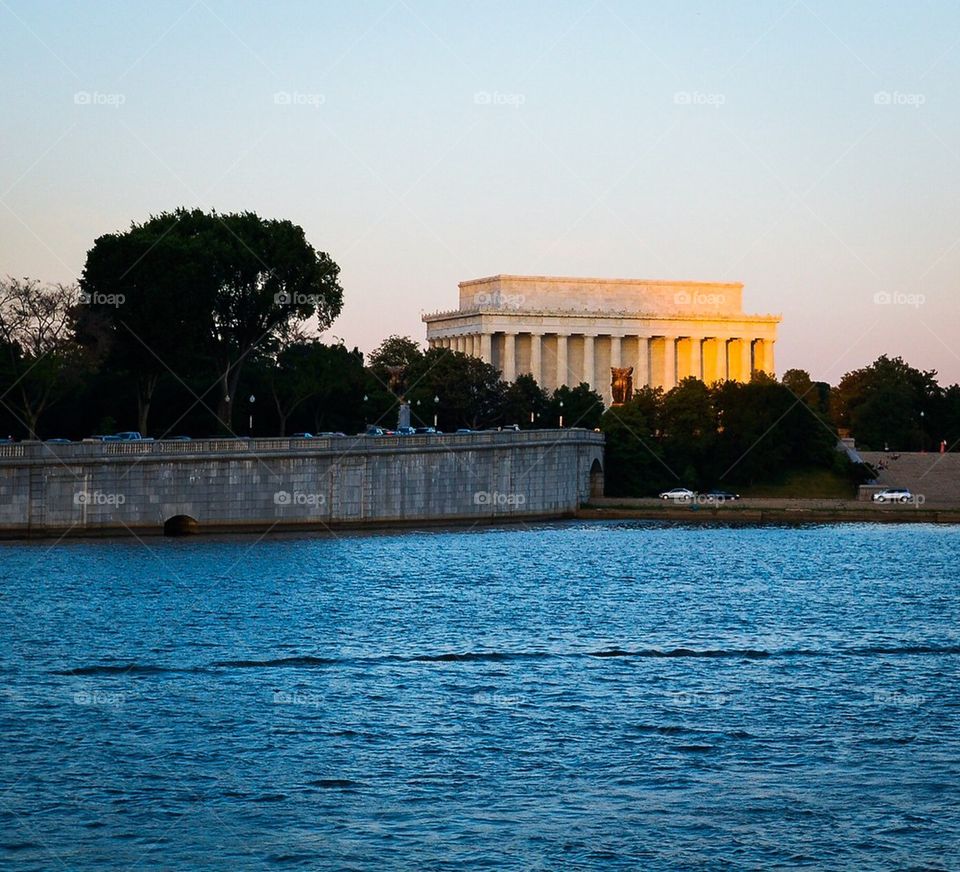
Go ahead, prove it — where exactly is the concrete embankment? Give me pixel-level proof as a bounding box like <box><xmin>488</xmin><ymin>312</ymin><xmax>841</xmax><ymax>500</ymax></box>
<box><xmin>0</xmin><ymin>430</ymin><xmax>605</xmax><ymax>539</ymax></box>
<box><xmin>579</xmin><ymin>497</ymin><xmax>960</xmax><ymax>525</ymax></box>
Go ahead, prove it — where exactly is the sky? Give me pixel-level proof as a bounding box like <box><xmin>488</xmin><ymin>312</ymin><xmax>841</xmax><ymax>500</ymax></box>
<box><xmin>2</xmin><ymin>0</ymin><xmax>959</xmax><ymax>385</ymax></box>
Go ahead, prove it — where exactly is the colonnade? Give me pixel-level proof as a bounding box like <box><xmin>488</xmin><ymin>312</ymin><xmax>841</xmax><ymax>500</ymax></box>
<box><xmin>428</xmin><ymin>331</ymin><xmax>776</xmax><ymax>392</ymax></box>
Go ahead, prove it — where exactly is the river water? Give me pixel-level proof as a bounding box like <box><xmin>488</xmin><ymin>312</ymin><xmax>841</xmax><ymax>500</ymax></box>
<box><xmin>2</xmin><ymin>522</ymin><xmax>958</xmax><ymax>870</ymax></box>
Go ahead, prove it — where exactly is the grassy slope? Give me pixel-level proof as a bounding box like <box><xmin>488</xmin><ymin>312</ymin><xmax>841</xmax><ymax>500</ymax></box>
<box><xmin>739</xmin><ymin>468</ymin><xmax>857</xmax><ymax>499</ymax></box>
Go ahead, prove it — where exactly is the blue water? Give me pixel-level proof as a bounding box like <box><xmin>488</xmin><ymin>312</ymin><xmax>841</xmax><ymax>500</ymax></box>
<box><xmin>2</xmin><ymin>522</ymin><xmax>959</xmax><ymax>870</ymax></box>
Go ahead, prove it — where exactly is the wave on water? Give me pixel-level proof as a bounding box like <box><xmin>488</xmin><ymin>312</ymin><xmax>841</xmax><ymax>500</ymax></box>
<box><xmin>52</xmin><ymin>641</ymin><xmax>960</xmax><ymax>677</ymax></box>
<box><xmin>587</xmin><ymin>647</ymin><xmax>772</xmax><ymax>659</ymax></box>
<box><xmin>848</xmin><ymin>644</ymin><xmax>960</xmax><ymax>656</ymax></box>
<box><xmin>212</xmin><ymin>656</ymin><xmax>339</xmax><ymax>668</ymax></box>
<box><xmin>51</xmin><ymin>664</ymin><xmax>205</xmax><ymax>676</ymax></box>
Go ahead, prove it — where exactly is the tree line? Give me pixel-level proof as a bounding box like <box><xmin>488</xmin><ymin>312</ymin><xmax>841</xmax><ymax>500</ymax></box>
<box><xmin>1</xmin><ymin>208</ymin><xmax>958</xmax><ymax>494</ymax></box>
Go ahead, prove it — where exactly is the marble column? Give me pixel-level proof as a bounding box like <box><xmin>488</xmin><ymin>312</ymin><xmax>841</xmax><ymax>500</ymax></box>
<box><xmin>740</xmin><ymin>339</ymin><xmax>753</xmax><ymax>382</ymax></box>
<box><xmin>556</xmin><ymin>334</ymin><xmax>569</xmax><ymax>388</ymax></box>
<box><xmin>761</xmin><ymin>339</ymin><xmax>775</xmax><ymax>376</ymax></box>
<box><xmin>530</xmin><ymin>333</ymin><xmax>543</xmax><ymax>384</ymax></box>
<box><xmin>609</xmin><ymin>335</ymin><xmax>622</xmax><ymax>369</ymax></box>
<box><xmin>480</xmin><ymin>333</ymin><xmax>492</xmax><ymax>364</ymax></box>
<box><xmin>714</xmin><ymin>339</ymin><xmax>728</xmax><ymax>382</ymax></box>
<box><xmin>636</xmin><ymin>337</ymin><xmax>650</xmax><ymax>388</ymax></box>
<box><xmin>503</xmin><ymin>332</ymin><xmax>517</xmax><ymax>382</ymax></box>
<box><xmin>690</xmin><ymin>338</ymin><xmax>703</xmax><ymax>381</ymax></box>
<box><xmin>663</xmin><ymin>337</ymin><xmax>677</xmax><ymax>390</ymax></box>
<box><xmin>583</xmin><ymin>334</ymin><xmax>595</xmax><ymax>390</ymax></box>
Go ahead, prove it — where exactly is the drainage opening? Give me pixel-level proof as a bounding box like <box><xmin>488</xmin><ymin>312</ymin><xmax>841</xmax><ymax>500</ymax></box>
<box><xmin>163</xmin><ymin>515</ymin><xmax>199</xmax><ymax>537</ymax></box>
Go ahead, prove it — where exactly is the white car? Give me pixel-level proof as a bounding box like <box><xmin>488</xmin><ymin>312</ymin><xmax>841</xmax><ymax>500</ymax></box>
<box><xmin>659</xmin><ymin>488</ymin><xmax>696</xmax><ymax>501</ymax></box>
<box><xmin>873</xmin><ymin>488</ymin><xmax>914</xmax><ymax>503</ymax></box>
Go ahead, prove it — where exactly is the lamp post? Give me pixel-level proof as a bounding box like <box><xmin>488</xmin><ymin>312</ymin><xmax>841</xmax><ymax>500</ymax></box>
<box><xmin>920</xmin><ymin>410</ymin><xmax>926</xmax><ymax>453</ymax></box>
<box><xmin>248</xmin><ymin>394</ymin><xmax>255</xmax><ymax>436</ymax></box>
<box><xmin>433</xmin><ymin>395</ymin><xmax>439</xmax><ymax>429</ymax></box>
<box><xmin>559</xmin><ymin>400</ymin><xmax>564</xmax><ymax>429</ymax></box>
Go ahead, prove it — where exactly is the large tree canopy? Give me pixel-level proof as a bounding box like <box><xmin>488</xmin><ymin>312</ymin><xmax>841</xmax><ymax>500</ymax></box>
<box><xmin>80</xmin><ymin>208</ymin><xmax>343</xmax><ymax>433</ymax></box>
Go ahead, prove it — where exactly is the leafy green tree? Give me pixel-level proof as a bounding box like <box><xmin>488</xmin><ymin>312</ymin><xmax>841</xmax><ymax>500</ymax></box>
<box><xmin>502</xmin><ymin>373</ymin><xmax>550</xmax><ymax>428</ymax></box>
<box><xmin>79</xmin><ymin>210</ymin><xmax>214</xmax><ymax>434</ymax></box>
<box><xmin>831</xmin><ymin>355</ymin><xmax>941</xmax><ymax>450</ymax></box>
<box><xmin>661</xmin><ymin>377</ymin><xmax>716</xmax><ymax>488</ymax></box>
<box><xmin>81</xmin><ymin>208</ymin><xmax>343</xmax><ymax>433</ymax></box>
<box><xmin>600</xmin><ymin>393</ymin><xmax>671</xmax><ymax>496</ymax></box>
<box><xmin>549</xmin><ymin>383</ymin><xmax>604</xmax><ymax>430</ymax></box>
<box><xmin>368</xmin><ymin>335</ymin><xmax>424</xmax><ymax>372</ymax></box>
<box><xmin>406</xmin><ymin>348</ymin><xmax>506</xmax><ymax>430</ymax></box>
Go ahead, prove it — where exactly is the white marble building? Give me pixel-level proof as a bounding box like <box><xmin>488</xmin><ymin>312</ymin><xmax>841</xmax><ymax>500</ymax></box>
<box><xmin>423</xmin><ymin>275</ymin><xmax>781</xmax><ymax>405</ymax></box>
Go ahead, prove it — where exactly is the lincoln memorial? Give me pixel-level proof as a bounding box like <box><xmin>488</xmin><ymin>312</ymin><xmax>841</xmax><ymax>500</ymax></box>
<box><xmin>423</xmin><ymin>275</ymin><xmax>781</xmax><ymax>405</ymax></box>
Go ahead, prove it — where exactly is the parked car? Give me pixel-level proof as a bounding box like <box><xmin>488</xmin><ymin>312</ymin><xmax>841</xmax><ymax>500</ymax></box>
<box><xmin>456</xmin><ymin>428</ymin><xmax>474</xmax><ymax>434</ymax></box>
<box><xmin>659</xmin><ymin>487</ymin><xmax>696</xmax><ymax>501</ymax></box>
<box><xmin>501</xmin><ymin>423</ymin><xmax>521</xmax><ymax>432</ymax></box>
<box><xmin>704</xmin><ymin>489</ymin><xmax>740</xmax><ymax>501</ymax></box>
<box><xmin>169</xmin><ymin>435</ymin><xmax>192</xmax><ymax>441</ymax></box>
<box><xmin>291</xmin><ymin>432</ymin><xmax>314</xmax><ymax>439</ymax></box>
<box><xmin>362</xmin><ymin>426</ymin><xmax>387</xmax><ymax>436</ymax></box>
<box><xmin>873</xmin><ymin>488</ymin><xmax>914</xmax><ymax>503</ymax></box>
<box><xmin>45</xmin><ymin>438</ymin><xmax>72</xmax><ymax>444</ymax></box>
<box><xmin>415</xmin><ymin>427</ymin><xmax>440</xmax><ymax>435</ymax></box>
<box><xmin>396</xmin><ymin>426</ymin><xmax>417</xmax><ymax>436</ymax></box>
<box><xmin>110</xmin><ymin>432</ymin><xmax>153</xmax><ymax>442</ymax></box>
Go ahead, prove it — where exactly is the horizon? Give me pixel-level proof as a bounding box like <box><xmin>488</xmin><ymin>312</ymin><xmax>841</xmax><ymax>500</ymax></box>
<box><xmin>2</xmin><ymin>1</ymin><xmax>959</xmax><ymax>385</ymax></box>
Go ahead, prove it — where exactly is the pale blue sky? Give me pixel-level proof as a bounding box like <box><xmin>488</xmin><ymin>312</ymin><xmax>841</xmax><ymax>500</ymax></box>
<box><xmin>2</xmin><ymin>0</ymin><xmax>959</xmax><ymax>383</ymax></box>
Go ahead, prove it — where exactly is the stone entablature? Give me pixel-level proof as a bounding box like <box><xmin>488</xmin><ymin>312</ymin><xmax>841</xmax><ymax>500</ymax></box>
<box><xmin>456</xmin><ymin>274</ymin><xmax>745</xmax><ymax>316</ymax></box>
<box><xmin>423</xmin><ymin>274</ymin><xmax>782</xmax><ymax>405</ymax></box>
